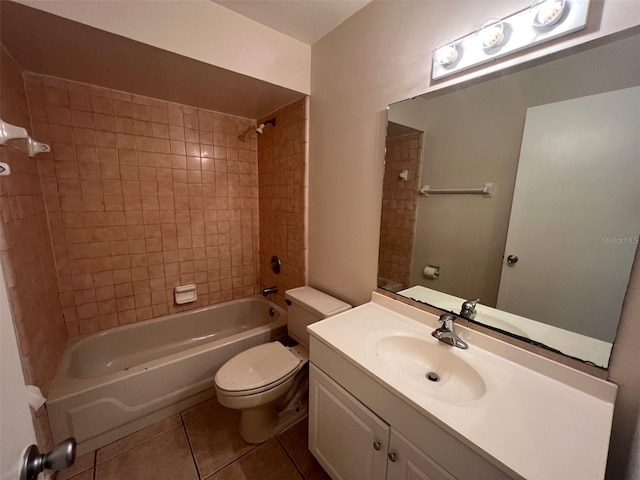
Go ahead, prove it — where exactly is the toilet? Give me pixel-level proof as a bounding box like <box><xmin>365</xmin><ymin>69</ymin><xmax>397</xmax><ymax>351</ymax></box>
<box><xmin>214</xmin><ymin>286</ymin><xmax>351</xmax><ymax>443</ymax></box>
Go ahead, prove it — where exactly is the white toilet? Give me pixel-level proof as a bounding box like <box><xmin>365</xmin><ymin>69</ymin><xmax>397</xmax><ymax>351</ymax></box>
<box><xmin>214</xmin><ymin>286</ymin><xmax>351</xmax><ymax>443</ymax></box>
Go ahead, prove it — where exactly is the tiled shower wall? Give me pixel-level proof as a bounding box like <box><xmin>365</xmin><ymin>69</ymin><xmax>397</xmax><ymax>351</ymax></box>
<box><xmin>0</xmin><ymin>47</ymin><xmax>65</xmax><ymax>448</ymax></box>
<box><xmin>257</xmin><ymin>98</ymin><xmax>308</xmax><ymax>307</ymax></box>
<box><xmin>378</xmin><ymin>132</ymin><xmax>422</xmax><ymax>288</ymax></box>
<box><xmin>24</xmin><ymin>74</ymin><xmax>261</xmax><ymax>336</ymax></box>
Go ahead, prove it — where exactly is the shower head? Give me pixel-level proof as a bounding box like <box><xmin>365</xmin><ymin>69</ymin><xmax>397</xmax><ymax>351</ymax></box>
<box><xmin>255</xmin><ymin>118</ymin><xmax>276</xmax><ymax>135</ymax></box>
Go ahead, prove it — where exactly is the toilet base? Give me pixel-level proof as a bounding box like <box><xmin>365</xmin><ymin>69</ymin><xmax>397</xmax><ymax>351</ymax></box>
<box><xmin>239</xmin><ymin>398</ymin><xmax>308</xmax><ymax>444</ymax></box>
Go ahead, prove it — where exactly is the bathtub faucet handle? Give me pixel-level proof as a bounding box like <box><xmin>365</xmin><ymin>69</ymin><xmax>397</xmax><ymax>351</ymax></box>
<box><xmin>262</xmin><ymin>286</ymin><xmax>278</xmax><ymax>296</ymax></box>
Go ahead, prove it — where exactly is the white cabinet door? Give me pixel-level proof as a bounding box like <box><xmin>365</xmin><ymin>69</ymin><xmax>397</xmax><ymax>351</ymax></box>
<box><xmin>387</xmin><ymin>430</ymin><xmax>455</xmax><ymax>480</ymax></box>
<box><xmin>310</xmin><ymin>364</ymin><xmax>389</xmax><ymax>480</ymax></box>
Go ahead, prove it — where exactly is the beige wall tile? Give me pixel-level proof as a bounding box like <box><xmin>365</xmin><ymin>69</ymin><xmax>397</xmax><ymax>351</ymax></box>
<box><xmin>257</xmin><ymin>98</ymin><xmax>308</xmax><ymax>307</ymax></box>
<box><xmin>378</xmin><ymin>132</ymin><xmax>422</xmax><ymax>288</ymax></box>
<box><xmin>0</xmin><ymin>48</ymin><xmax>66</xmax><ymax>449</ymax></box>
<box><xmin>24</xmin><ymin>74</ymin><xmax>261</xmax><ymax>335</ymax></box>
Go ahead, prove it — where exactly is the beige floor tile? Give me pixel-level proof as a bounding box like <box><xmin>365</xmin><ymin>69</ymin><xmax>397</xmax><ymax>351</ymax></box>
<box><xmin>96</xmin><ymin>414</ymin><xmax>182</xmax><ymax>464</ymax></box>
<box><xmin>206</xmin><ymin>438</ymin><xmax>302</xmax><ymax>480</ymax></box>
<box><xmin>95</xmin><ymin>427</ymin><xmax>197</xmax><ymax>480</ymax></box>
<box><xmin>64</xmin><ymin>470</ymin><xmax>93</xmax><ymax>480</ymax></box>
<box><xmin>277</xmin><ymin>419</ymin><xmax>330</xmax><ymax>480</ymax></box>
<box><xmin>183</xmin><ymin>405</ymin><xmax>256</xmax><ymax>478</ymax></box>
<box><xmin>181</xmin><ymin>397</ymin><xmax>220</xmax><ymax>420</ymax></box>
<box><xmin>57</xmin><ymin>451</ymin><xmax>95</xmax><ymax>480</ymax></box>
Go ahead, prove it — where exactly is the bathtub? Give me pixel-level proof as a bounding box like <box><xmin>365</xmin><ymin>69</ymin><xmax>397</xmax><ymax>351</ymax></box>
<box><xmin>47</xmin><ymin>296</ymin><xmax>287</xmax><ymax>455</ymax></box>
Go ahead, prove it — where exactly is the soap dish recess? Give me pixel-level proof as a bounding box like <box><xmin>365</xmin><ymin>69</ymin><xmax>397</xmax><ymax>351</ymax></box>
<box><xmin>174</xmin><ymin>284</ymin><xmax>197</xmax><ymax>304</ymax></box>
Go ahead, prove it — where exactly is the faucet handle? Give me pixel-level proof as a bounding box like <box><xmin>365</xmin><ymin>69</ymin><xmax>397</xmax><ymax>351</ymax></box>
<box><xmin>463</xmin><ymin>298</ymin><xmax>479</xmax><ymax>308</ymax></box>
<box><xmin>438</xmin><ymin>313</ymin><xmax>456</xmax><ymax>328</ymax></box>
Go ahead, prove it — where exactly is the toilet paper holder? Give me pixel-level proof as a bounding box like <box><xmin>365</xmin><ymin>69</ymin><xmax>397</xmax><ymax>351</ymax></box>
<box><xmin>423</xmin><ymin>265</ymin><xmax>440</xmax><ymax>279</ymax></box>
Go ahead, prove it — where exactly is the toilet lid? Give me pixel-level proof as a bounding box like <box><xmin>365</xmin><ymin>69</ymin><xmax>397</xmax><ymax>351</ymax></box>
<box><xmin>215</xmin><ymin>342</ymin><xmax>301</xmax><ymax>393</ymax></box>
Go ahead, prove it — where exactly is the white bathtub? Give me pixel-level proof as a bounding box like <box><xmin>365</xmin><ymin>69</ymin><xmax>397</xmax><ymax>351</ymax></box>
<box><xmin>47</xmin><ymin>296</ymin><xmax>287</xmax><ymax>454</ymax></box>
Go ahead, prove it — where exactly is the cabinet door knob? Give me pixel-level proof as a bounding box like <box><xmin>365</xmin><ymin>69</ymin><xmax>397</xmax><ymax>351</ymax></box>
<box><xmin>373</xmin><ymin>442</ymin><xmax>381</xmax><ymax>451</ymax></box>
<box><xmin>388</xmin><ymin>452</ymin><xmax>397</xmax><ymax>462</ymax></box>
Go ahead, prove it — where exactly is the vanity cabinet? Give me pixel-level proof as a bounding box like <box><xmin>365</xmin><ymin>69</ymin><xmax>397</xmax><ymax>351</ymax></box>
<box><xmin>387</xmin><ymin>430</ymin><xmax>454</xmax><ymax>480</ymax></box>
<box><xmin>310</xmin><ymin>364</ymin><xmax>454</xmax><ymax>480</ymax></box>
<box><xmin>308</xmin><ymin>294</ymin><xmax>616</xmax><ymax>479</ymax></box>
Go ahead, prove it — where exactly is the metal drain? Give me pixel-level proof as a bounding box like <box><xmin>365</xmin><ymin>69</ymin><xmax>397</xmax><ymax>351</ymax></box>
<box><xmin>426</xmin><ymin>372</ymin><xmax>440</xmax><ymax>382</ymax></box>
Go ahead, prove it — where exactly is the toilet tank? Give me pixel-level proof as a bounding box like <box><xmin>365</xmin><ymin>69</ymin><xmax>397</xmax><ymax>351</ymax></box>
<box><xmin>285</xmin><ymin>286</ymin><xmax>351</xmax><ymax>349</ymax></box>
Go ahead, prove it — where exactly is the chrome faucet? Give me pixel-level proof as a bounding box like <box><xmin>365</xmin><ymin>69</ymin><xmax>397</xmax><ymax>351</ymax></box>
<box><xmin>262</xmin><ymin>286</ymin><xmax>278</xmax><ymax>296</ymax></box>
<box><xmin>460</xmin><ymin>298</ymin><xmax>479</xmax><ymax>321</ymax></box>
<box><xmin>432</xmin><ymin>314</ymin><xmax>468</xmax><ymax>349</ymax></box>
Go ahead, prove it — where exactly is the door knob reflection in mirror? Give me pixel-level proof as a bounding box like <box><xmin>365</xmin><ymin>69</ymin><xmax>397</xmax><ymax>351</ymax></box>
<box><xmin>507</xmin><ymin>255</ymin><xmax>519</xmax><ymax>265</ymax></box>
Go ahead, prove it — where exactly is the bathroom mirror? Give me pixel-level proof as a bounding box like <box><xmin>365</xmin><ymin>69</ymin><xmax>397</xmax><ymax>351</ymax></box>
<box><xmin>379</xmin><ymin>29</ymin><xmax>640</xmax><ymax>368</ymax></box>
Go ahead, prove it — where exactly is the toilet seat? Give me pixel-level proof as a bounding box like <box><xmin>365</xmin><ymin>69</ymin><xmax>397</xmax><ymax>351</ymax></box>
<box><xmin>215</xmin><ymin>342</ymin><xmax>303</xmax><ymax>397</ymax></box>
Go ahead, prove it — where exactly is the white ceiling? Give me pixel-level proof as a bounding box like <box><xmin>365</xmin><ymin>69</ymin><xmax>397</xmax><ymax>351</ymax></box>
<box><xmin>213</xmin><ymin>0</ymin><xmax>372</xmax><ymax>45</ymax></box>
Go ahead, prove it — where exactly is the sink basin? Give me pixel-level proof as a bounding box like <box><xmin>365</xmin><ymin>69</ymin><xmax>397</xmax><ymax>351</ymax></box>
<box><xmin>375</xmin><ymin>335</ymin><xmax>486</xmax><ymax>403</ymax></box>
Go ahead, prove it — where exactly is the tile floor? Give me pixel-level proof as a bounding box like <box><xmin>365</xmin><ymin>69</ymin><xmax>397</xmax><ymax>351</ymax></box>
<box><xmin>57</xmin><ymin>398</ymin><xmax>329</xmax><ymax>480</ymax></box>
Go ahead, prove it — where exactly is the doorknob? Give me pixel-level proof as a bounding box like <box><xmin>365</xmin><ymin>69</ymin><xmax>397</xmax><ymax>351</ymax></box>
<box><xmin>20</xmin><ymin>438</ymin><xmax>76</xmax><ymax>480</ymax></box>
<box><xmin>506</xmin><ymin>255</ymin><xmax>519</xmax><ymax>265</ymax></box>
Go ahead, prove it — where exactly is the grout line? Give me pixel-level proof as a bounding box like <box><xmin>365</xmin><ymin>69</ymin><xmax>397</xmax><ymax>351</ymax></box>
<box><xmin>96</xmin><ymin>420</ymin><xmax>181</xmax><ymax>465</ymax></box>
<box><xmin>180</xmin><ymin>414</ymin><xmax>203</xmax><ymax>480</ymax></box>
<box><xmin>181</xmin><ymin>400</ymin><xmax>221</xmax><ymax>422</ymax></box>
<box><xmin>276</xmin><ymin>436</ymin><xmax>305</xmax><ymax>480</ymax></box>
<box><xmin>206</xmin><ymin>442</ymin><xmax>260</xmax><ymax>478</ymax></box>
<box><xmin>199</xmin><ymin>435</ymin><xmax>264</xmax><ymax>480</ymax></box>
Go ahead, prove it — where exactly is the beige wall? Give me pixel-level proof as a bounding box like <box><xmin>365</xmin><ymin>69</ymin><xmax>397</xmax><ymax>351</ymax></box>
<box><xmin>257</xmin><ymin>98</ymin><xmax>308</xmax><ymax>307</ymax></box>
<box><xmin>15</xmin><ymin>0</ymin><xmax>311</xmax><ymax>95</ymax></box>
<box><xmin>309</xmin><ymin>1</ymin><xmax>640</xmax><ymax>478</ymax></box>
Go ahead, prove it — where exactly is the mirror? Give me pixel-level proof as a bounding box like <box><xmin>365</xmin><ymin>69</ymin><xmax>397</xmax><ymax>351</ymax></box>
<box><xmin>379</xmin><ymin>29</ymin><xmax>640</xmax><ymax>368</ymax></box>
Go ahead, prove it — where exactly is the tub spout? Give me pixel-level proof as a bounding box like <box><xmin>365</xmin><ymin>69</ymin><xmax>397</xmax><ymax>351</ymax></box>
<box><xmin>262</xmin><ymin>286</ymin><xmax>278</xmax><ymax>296</ymax></box>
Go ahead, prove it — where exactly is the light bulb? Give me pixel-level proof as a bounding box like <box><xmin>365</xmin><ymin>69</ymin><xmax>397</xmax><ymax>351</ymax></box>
<box><xmin>433</xmin><ymin>42</ymin><xmax>459</xmax><ymax>66</ymax></box>
<box><xmin>476</xmin><ymin>19</ymin><xmax>504</xmax><ymax>49</ymax></box>
<box><xmin>530</xmin><ymin>0</ymin><xmax>565</xmax><ymax>27</ymax></box>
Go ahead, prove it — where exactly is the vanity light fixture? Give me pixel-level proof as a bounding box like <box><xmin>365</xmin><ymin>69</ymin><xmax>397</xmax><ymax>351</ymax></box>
<box><xmin>476</xmin><ymin>19</ymin><xmax>505</xmax><ymax>50</ymax></box>
<box><xmin>431</xmin><ymin>0</ymin><xmax>590</xmax><ymax>80</ymax></box>
<box><xmin>530</xmin><ymin>0</ymin><xmax>566</xmax><ymax>28</ymax></box>
<box><xmin>433</xmin><ymin>41</ymin><xmax>459</xmax><ymax>66</ymax></box>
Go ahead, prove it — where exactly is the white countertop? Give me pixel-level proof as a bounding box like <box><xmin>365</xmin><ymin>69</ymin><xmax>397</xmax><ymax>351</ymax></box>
<box><xmin>308</xmin><ymin>292</ymin><xmax>617</xmax><ymax>480</ymax></box>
